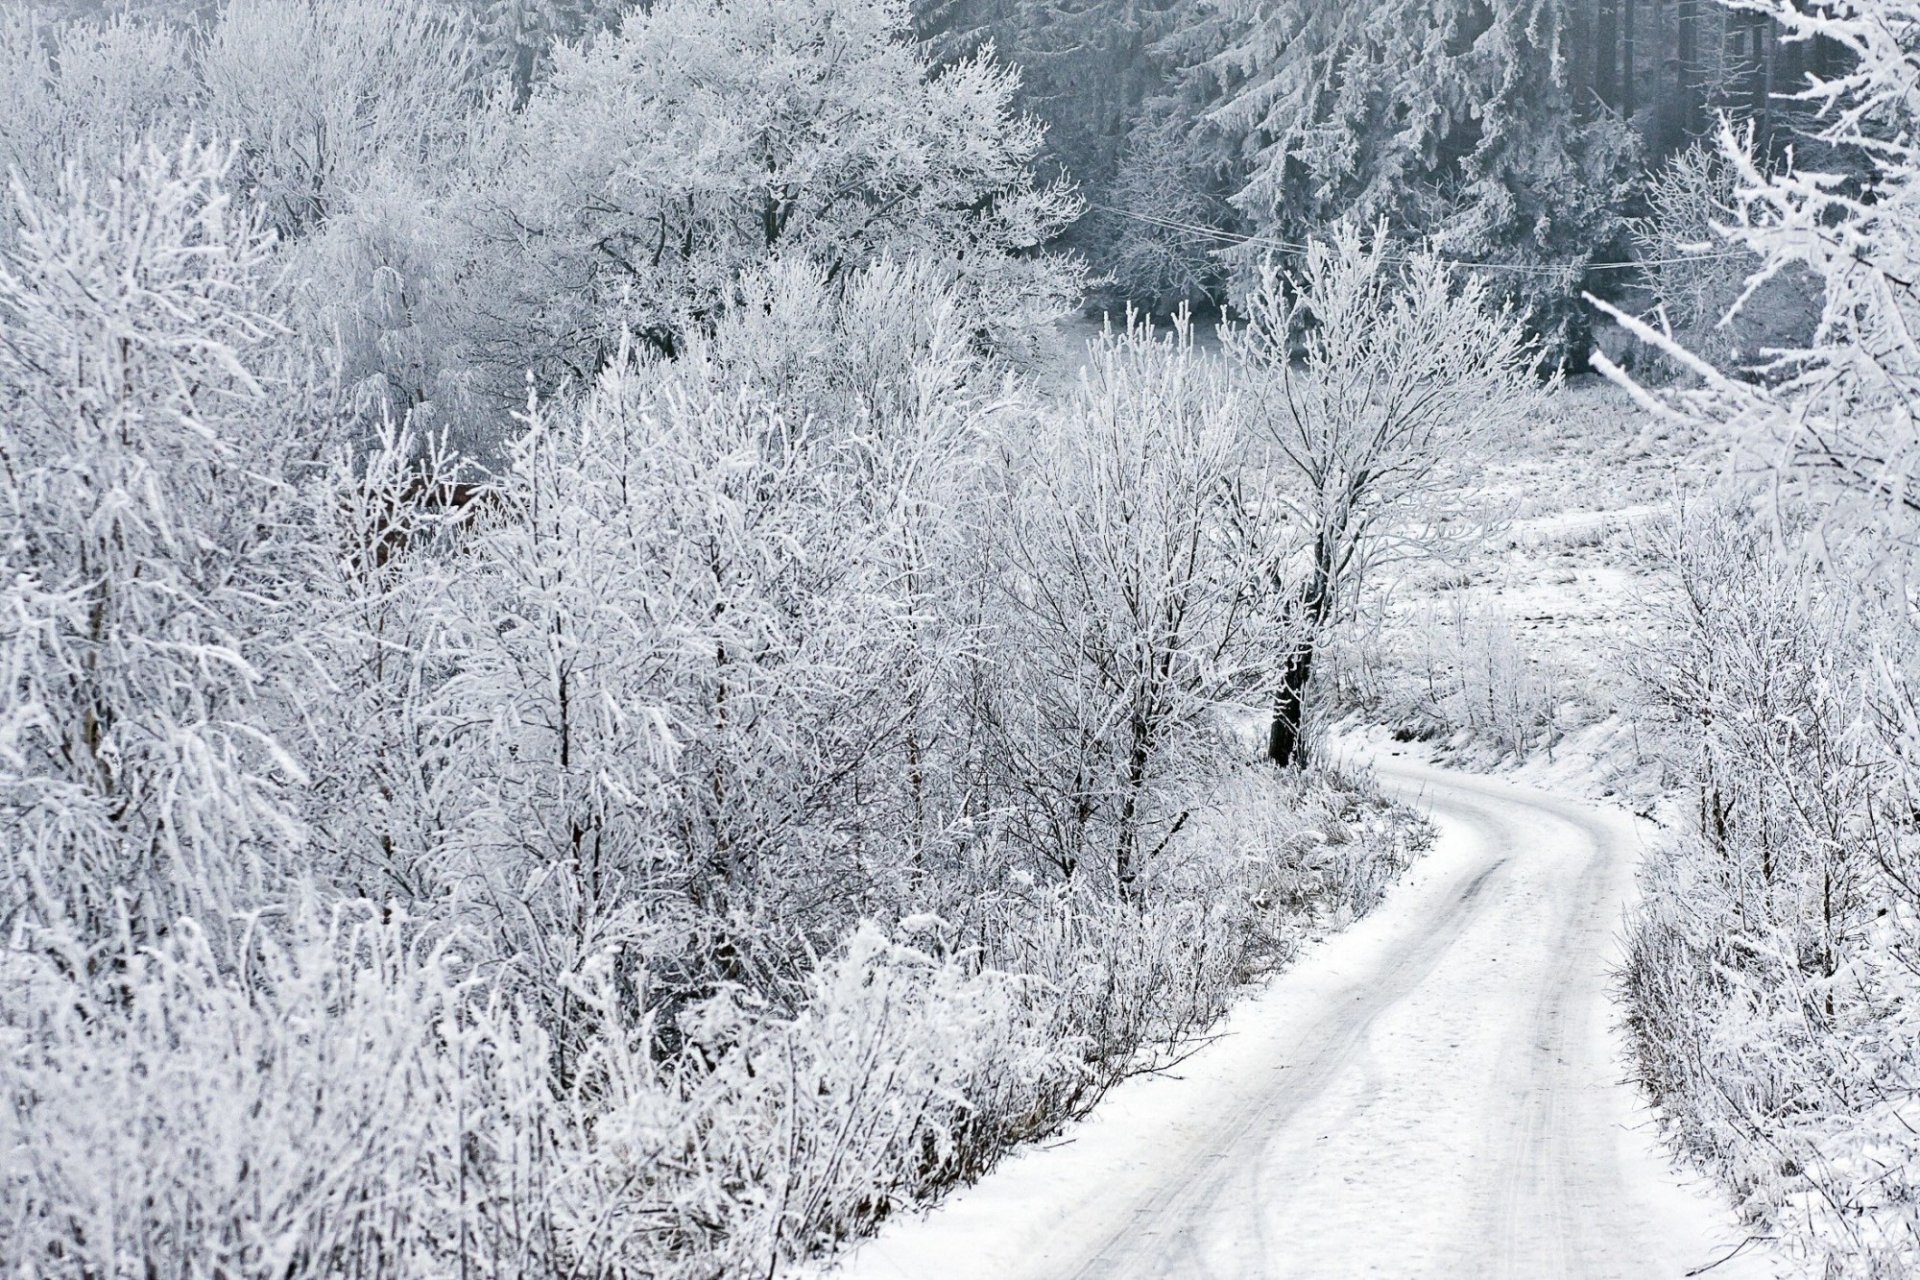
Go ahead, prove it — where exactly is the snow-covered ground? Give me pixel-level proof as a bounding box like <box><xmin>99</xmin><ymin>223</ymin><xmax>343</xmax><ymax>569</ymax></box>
<box><xmin>1337</xmin><ymin>376</ymin><xmax>1708</xmax><ymax>808</ymax></box>
<box><xmin>820</xmin><ymin>754</ymin><xmax>1779</xmax><ymax>1279</ymax></box>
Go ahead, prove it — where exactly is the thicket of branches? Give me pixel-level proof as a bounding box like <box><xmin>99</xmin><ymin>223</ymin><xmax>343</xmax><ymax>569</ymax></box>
<box><xmin>923</xmin><ymin>0</ymin><xmax>1847</xmax><ymax>357</ymax></box>
<box><xmin>1597</xmin><ymin>4</ymin><xmax>1920</xmax><ymax>1273</ymax></box>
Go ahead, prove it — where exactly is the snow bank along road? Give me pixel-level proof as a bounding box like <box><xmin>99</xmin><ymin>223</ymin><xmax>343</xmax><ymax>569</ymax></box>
<box><xmin>825</xmin><ymin>757</ymin><xmax>1778</xmax><ymax>1280</ymax></box>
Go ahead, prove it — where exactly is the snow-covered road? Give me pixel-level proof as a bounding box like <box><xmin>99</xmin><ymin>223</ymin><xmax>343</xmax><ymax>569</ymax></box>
<box><xmin>824</xmin><ymin>757</ymin><xmax>1777</xmax><ymax>1280</ymax></box>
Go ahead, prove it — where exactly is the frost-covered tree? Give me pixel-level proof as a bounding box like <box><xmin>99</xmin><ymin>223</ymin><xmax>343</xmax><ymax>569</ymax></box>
<box><xmin>291</xmin><ymin>167</ymin><xmax>505</xmax><ymax>448</ymax></box>
<box><xmin>1204</xmin><ymin>0</ymin><xmax>1640</xmax><ymax>352</ymax></box>
<box><xmin>1102</xmin><ymin>111</ymin><xmax>1234</xmax><ymax>311</ymax></box>
<box><xmin>985</xmin><ymin>316</ymin><xmax>1272</xmax><ymax>897</ymax></box>
<box><xmin>677</xmin><ymin>257</ymin><xmax>992</xmax><ymax>866</ymax></box>
<box><xmin>917</xmin><ymin>0</ymin><xmax>1180</xmax><ymax>195</ymax></box>
<box><xmin>431</xmin><ymin>261</ymin><xmax>988</xmax><ymax>1038</ymax></box>
<box><xmin>453</xmin><ymin>0</ymin><xmax>1084</xmax><ymax>400</ymax></box>
<box><xmin>472</xmin><ymin>0</ymin><xmax>628</xmax><ymax>104</ymax></box>
<box><xmin>1628</xmin><ymin>143</ymin><xmax>1759</xmax><ymax>370</ymax></box>
<box><xmin>1228</xmin><ymin>225</ymin><xmax>1542</xmax><ymax>767</ymax></box>
<box><xmin>199</xmin><ymin>0</ymin><xmax>482</xmax><ymax>238</ymax></box>
<box><xmin>0</xmin><ymin>141</ymin><xmax>314</xmax><ymax>942</ymax></box>
<box><xmin>291</xmin><ymin>427</ymin><xmax>472</xmax><ymax>909</ymax></box>
<box><xmin>0</xmin><ymin>9</ymin><xmax>193</xmax><ymax>236</ymax></box>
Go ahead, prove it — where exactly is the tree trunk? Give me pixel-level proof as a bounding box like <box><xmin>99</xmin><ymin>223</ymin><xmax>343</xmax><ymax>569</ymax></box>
<box><xmin>1676</xmin><ymin>0</ymin><xmax>1703</xmax><ymax>146</ymax></box>
<box><xmin>1566</xmin><ymin>0</ymin><xmax>1593</xmax><ymax>118</ymax></box>
<box><xmin>1752</xmin><ymin>12</ymin><xmax>1776</xmax><ymax>148</ymax></box>
<box><xmin>1267</xmin><ymin>550</ymin><xmax>1335</xmax><ymax>770</ymax></box>
<box><xmin>1595</xmin><ymin>0</ymin><xmax>1620</xmax><ymax>114</ymax></box>
<box><xmin>1267</xmin><ymin>639</ymin><xmax>1317</xmax><ymax>769</ymax></box>
<box><xmin>1621</xmin><ymin>0</ymin><xmax>1636</xmax><ymax>120</ymax></box>
<box><xmin>1116</xmin><ymin>715</ymin><xmax>1151</xmax><ymax>903</ymax></box>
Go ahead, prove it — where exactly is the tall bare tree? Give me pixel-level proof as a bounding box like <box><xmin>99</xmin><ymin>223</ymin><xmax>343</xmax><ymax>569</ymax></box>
<box><xmin>1228</xmin><ymin>225</ymin><xmax>1543</xmax><ymax>767</ymax></box>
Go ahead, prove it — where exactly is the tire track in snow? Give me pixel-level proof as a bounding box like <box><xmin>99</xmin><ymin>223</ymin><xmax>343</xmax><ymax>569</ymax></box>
<box><xmin>1065</xmin><ymin>852</ymin><xmax>1514</xmax><ymax>1280</ymax></box>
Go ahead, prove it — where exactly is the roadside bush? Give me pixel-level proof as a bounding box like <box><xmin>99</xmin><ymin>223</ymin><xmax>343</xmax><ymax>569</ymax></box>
<box><xmin>1623</xmin><ymin>501</ymin><xmax>1920</xmax><ymax>1278</ymax></box>
<box><xmin>1341</xmin><ymin>592</ymin><xmax>1567</xmax><ymax>763</ymax></box>
<box><xmin>560</xmin><ymin>924</ymin><xmax>1079</xmax><ymax>1275</ymax></box>
<box><xmin>967</xmin><ymin>762</ymin><xmax>1425</xmax><ymax>1083</ymax></box>
<box><xmin>0</xmin><ymin>775</ymin><xmax>1424</xmax><ymax>1280</ymax></box>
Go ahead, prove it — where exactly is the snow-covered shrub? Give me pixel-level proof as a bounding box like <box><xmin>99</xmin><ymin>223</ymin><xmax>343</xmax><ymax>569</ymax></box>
<box><xmin>695</xmin><ymin>255</ymin><xmax>991</xmax><ymax>439</ymax></box>
<box><xmin>0</xmin><ymin>796</ymin><xmax>1427</xmax><ymax>1280</ymax></box>
<box><xmin>961</xmin><ymin>763</ymin><xmax>1425</xmax><ymax>1085</ymax></box>
<box><xmin>688</xmin><ymin>257</ymin><xmax>994</xmax><ymax>865</ymax></box>
<box><xmin>1622</xmin><ymin>500</ymin><xmax>1919</xmax><ymax>1276</ymax></box>
<box><xmin>0</xmin><ymin>12</ymin><xmax>53</xmax><ymax>193</ymax></box>
<box><xmin>290</xmin><ymin>425</ymin><xmax>473</xmax><ymax>908</ymax></box>
<box><xmin>0</xmin><ymin>140</ymin><xmax>317</xmax><ymax>943</ymax></box>
<box><xmin>980</xmin><ymin>313</ymin><xmax>1276</xmax><ymax>900</ymax></box>
<box><xmin>1324</xmin><ymin>591</ymin><xmax>1570</xmax><ymax>765</ymax></box>
<box><xmin>557</xmin><ymin>924</ymin><xmax>1078</xmax><ymax>1275</ymax></box>
<box><xmin>1447</xmin><ymin>601</ymin><xmax>1562</xmax><ymax>760</ymax></box>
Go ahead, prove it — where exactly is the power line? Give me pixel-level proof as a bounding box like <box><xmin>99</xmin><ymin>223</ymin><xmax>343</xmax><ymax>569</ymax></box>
<box><xmin>1091</xmin><ymin>203</ymin><xmax>1751</xmax><ymax>276</ymax></box>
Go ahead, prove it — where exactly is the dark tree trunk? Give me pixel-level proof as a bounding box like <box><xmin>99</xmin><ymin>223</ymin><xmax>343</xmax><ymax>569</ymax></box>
<box><xmin>1621</xmin><ymin>0</ymin><xmax>1636</xmax><ymax>120</ymax></box>
<box><xmin>1676</xmin><ymin>0</ymin><xmax>1703</xmax><ymax>145</ymax></box>
<box><xmin>1746</xmin><ymin>11</ymin><xmax>1776</xmax><ymax>150</ymax></box>
<box><xmin>1809</xmin><ymin>5</ymin><xmax>1843</xmax><ymax>84</ymax></box>
<box><xmin>1116</xmin><ymin>718</ymin><xmax>1151</xmax><ymax>903</ymax></box>
<box><xmin>1267</xmin><ymin>639</ymin><xmax>1317</xmax><ymax>769</ymax></box>
<box><xmin>1566</xmin><ymin>0</ymin><xmax>1593</xmax><ymax>118</ymax></box>
<box><xmin>1595</xmin><ymin>0</ymin><xmax>1620</xmax><ymax>114</ymax></box>
<box><xmin>1267</xmin><ymin>551</ymin><xmax>1335</xmax><ymax>770</ymax></box>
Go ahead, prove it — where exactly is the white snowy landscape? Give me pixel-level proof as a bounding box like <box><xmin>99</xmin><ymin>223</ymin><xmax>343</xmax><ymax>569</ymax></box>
<box><xmin>3</xmin><ymin>1</ymin><xmax>1918</xmax><ymax>1278</ymax></box>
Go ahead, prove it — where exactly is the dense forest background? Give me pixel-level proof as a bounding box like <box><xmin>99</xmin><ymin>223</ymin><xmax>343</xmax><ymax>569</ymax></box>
<box><xmin>29</xmin><ymin>0</ymin><xmax>1853</xmax><ymax>359</ymax></box>
<box><xmin>919</xmin><ymin>0</ymin><xmax>1841</xmax><ymax>323</ymax></box>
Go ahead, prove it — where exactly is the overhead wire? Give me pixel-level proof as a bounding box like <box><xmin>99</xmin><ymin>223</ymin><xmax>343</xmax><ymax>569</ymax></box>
<box><xmin>1089</xmin><ymin>203</ymin><xmax>1752</xmax><ymax>276</ymax></box>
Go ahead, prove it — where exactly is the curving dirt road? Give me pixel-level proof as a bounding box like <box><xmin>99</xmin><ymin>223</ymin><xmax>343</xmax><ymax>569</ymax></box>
<box><xmin>824</xmin><ymin>757</ymin><xmax>1778</xmax><ymax>1280</ymax></box>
